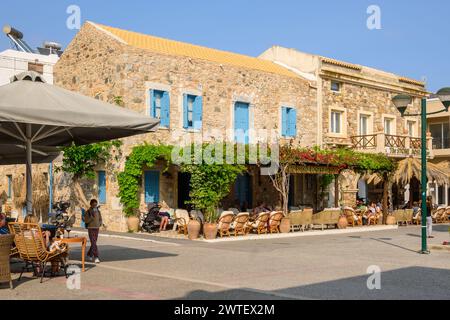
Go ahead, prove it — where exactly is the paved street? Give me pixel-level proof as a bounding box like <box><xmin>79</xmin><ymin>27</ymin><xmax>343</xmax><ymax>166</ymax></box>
<box><xmin>1</xmin><ymin>225</ymin><xmax>449</xmax><ymax>300</ymax></box>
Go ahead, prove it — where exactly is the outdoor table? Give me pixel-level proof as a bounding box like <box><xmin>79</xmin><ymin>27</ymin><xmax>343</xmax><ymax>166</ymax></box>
<box><xmin>58</xmin><ymin>237</ymin><xmax>87</xmax><ymax>272</ymax></box>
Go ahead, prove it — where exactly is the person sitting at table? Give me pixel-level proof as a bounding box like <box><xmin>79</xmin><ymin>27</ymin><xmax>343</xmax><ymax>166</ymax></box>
<box><xmin>363</xmin><ymin>202</ymin><xmax>377</xmax><ymax>225</ymax></box>
<box><xmin>412</xmin><ymin>202</ymin><xmax>420</xmax><ymax>220</ymax></box>
<box><xmin>157</xmin><ymin>201</ymin><xmax>171</xmax><ymax>232</ymax></box>
<box><xmin>251</xmin><ymin>202</ymin><xmax>271</xmax><ymax>220</ymax></box>
<box><xmin>23</xmin><ymin>214</ymin><xmax>52</xmax><ymax>249</ymax></box>
<box><xmin>0</xmin><ymin>212</ymin><xmax>8</xmax><ymax>235</ymax></box>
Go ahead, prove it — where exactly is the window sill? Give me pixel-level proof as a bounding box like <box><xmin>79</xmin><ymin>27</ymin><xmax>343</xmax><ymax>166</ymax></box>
<box><xmin>327</xmin><ymin>133</ymin><xmax>348</xmax><ymax>139</ymax></box>
<box><xmin>183</xmin><ymin>128</ymin><xmax>202</xmax><ymax>134</ymax></box>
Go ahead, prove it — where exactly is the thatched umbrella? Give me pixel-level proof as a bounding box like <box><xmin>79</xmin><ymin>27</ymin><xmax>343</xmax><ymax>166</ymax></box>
<box><xmin>393</xmin><ymin>157</ymin><xmax>450</xmax><ymax>186</ymax></box>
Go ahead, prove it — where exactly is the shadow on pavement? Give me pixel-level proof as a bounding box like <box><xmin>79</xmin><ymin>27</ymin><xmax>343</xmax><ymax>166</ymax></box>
<box><xmin>178</xmin><ymin>266</ymin><xmax>450</xmax><ymax>300</ymax></box>
<box><xmin>74</xmin><ymin>245</ymin><xmax>178</xmax><ymax>263</ymax></box>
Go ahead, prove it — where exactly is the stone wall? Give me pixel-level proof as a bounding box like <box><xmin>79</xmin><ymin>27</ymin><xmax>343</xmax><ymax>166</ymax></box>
<box><xmin>49</xmin><ymin>23</ymin><xmax>318</xmax><ymax>231</ymax></box>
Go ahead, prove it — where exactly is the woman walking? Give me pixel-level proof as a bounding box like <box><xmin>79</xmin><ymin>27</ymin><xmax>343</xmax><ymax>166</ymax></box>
<box><xmin>85</xmin><ymin>199</ymin><xmax>103</xmax><ymax>264</ymax></box>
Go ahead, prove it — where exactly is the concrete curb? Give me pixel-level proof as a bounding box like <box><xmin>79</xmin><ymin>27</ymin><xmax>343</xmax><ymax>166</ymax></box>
<box><xmin>202</xmin><ymin>225</ymin><xmax>399</xmax><ymax>243</ymax></box>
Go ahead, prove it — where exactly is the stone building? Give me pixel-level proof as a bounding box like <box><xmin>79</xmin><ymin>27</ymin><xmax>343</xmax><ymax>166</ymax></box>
<box><xmin>0</xmin><ymin>22</ymin><xmax>432</xmax><ymax>231</ymax></box>
<box><xmin>427</xmin><ymin>98</ymin><xmax>450</xmax><ymax>206</ymax></box>
<box><xmin>260</xmin><ymin>46</ymin><xmax>429</xmax><ymax>208</ymax></box>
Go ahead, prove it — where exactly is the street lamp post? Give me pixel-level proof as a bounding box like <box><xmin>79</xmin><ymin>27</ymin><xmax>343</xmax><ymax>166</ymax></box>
<box><xmin>392</xmin><ymin>88</ymin><xmax>450</xmax><ymax>254</ymax></box>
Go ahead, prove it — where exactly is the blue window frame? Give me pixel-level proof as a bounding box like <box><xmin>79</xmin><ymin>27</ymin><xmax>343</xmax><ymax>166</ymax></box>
<box><xmin>145</xmin><ymin>171</ymin><xmax>160</xmax><ymax>204</ymax></box>
<box><xmin>7</xmin><ymin>175</ymin><xmax>12</xmax><ymax>199</ymax></box>
<box><xmin>183</xmin><ymin>94</ymin><xmax>203</xmax><ymax>130</ymax></box>
<box><xmin>150</xmin><ymin>89</ymin><xmax>170</xmax><ymax>128</ymax></box>
<box><xmin>281</xmin><ymin>107</ymin><xmax>297</xmax><ymax>137</ymax></box>
<box><xmin>97</xmin><ymin>171</ymin><xmax>106</xmax><ymax>204</ymax></box>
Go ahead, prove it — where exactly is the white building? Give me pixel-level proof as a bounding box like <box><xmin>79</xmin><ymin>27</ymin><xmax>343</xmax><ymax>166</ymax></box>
<box><xmin>0</xmin><ymin>49</ymin><xmax>59</xmax><ymax>85</ymax></box>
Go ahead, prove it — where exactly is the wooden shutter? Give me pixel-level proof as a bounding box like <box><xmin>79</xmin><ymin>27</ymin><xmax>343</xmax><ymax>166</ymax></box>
<box><xmin>281</xmin><ymin>107</ymin><xmax>288</xmax><ymax>137</ymax></box>
<box><xmin>193</xmin><ymin>95</ymin><xmax>203</xmax><ymax>130</ymax></box>
<box><xmin>161</xmin><ymin>91</ymin><xmax>170</xmax><ymax>127</ymax></box>
<box><xmin>288</xmin><ymin>108</ymin><xmax>297</xmax><ymax>137</ymax></box>
<box><xmin>98</xmin><ymin>171</ymin><xmax>106</xmax><ymax>204</ymax></box>
<box><xmin>183</xmin><ymin>94</ymin><xmax>189</xmax><ymax>129</ymax></box>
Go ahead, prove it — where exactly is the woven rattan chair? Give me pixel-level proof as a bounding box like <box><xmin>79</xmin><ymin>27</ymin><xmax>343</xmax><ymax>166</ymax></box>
<box><xmin>10</xmin><ymin>223</ymin><xmax>69</xmax><ymax>283</ymax></box>
<box><xmin>174</xmin><ymin>210</ymin><xmax>190</xmax><ymax>235</ymax></box>
<box><xmin>247</xmin><ymin>212</ymin><xmax>271</xmax><ymax>234</ymax></box>
<box><xmin>0</xmin><ymin>234</ymin><xmax>14</xmax><ymax>289</ymax></box>
<box><xmin>231</xmin><ymin>213</ymin><xmax>250</xmax><ymax>236</ymax></box>
<box><xmin>217</xmin><ymin>212</ymin><xmax>235</xmax><ymax>238</ymax></box>
<box><xmin>268</xmin><ymin>212</ymin><xmax>284</xmax><ymax>234</ymax></box>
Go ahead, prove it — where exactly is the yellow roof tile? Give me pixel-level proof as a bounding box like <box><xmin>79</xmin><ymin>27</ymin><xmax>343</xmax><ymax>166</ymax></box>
<box><xmin>92</xmin><ymin>22</ymin><xmax>297</xmax><ymax>78</ymax></box>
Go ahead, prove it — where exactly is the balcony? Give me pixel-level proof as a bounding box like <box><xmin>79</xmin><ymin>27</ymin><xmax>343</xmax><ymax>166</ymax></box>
<box><xmin>432</xmin><ymin>138</ymin><xmax>450</xmax><ymax>157</ymax></box>
<box><xmin>351</xmin><ymin>133</ymin><xmax>434</xmax><ymax>158</ymax></box>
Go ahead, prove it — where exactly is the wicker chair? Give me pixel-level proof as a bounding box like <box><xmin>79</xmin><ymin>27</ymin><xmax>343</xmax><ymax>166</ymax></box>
<box><xmin>436</xmin><ymin>208</ymin><xmax>449</xmax><ymax>224</ymax></box>
<box><xmin>231</xmin><ymin>213</ymin><xmax>250</xmax><ymax>237</ymax></box>
<box><xmin>432</xmin><ymin>207</ymin><xmax>446</xmax><ymax>224</ymax></box>
<box><xmin>343</xmin><ymin>207</ymin><xmax>361</xmax><ymax>227</ymax></box>
<box><xmin>247</xmin><ymin>212</ymin><xmax>271</xmax><ymax>234</ymax></box>
<box><xmin>217</xmin><ymin>212</ymin><xmax>235</xmax><ymax>237</ymax></box>
<box><xmin>268</xmin><ymin>212</ymin><xmax>284</xmax><ymax>234</ymax></box>
<box><xmin>10</xmin><ymin>223</ymin><xmax>69</xmax><ymax>283</ymax></box>
<box><xmin>174</xmin><ymin>210</ymin><xmax>190</xmax><ymax>235</ymax></box>
<box><xmin>0</xmin><ymin>234</ymin><xmax>14</xmax><ymax>289</ymax></box>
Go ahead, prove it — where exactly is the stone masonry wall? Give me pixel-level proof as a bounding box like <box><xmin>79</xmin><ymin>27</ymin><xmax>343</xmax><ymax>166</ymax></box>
<box><xmin>47</xmin><ymin>23</ymin><xmax>318</xmax><ymax>231</ymax></box>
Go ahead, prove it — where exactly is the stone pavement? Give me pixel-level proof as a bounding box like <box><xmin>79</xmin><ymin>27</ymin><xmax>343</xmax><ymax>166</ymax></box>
<box><xmin>1</xmin><ymin>224</ymin><xmax>449</xmax><ymax>300</ymax></box>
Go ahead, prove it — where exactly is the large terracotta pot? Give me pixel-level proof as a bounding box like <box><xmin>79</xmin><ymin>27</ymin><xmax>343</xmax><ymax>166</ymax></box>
<box><xmin>127</xmin><ymin>216</ymin><xmax>140</xmax><ymax>233</ymax></box>
<box><xmin>188</xmin><ymin>219</ymin><xmax>201</xmax><ymax>240</ymax></box>
<box><xmin>386</xmin><ymin>215</ymin><xmax>397</xmax><ymax>226</ymax></box>
<box><xmin>203</xmin><ymin>223</ymin><xmax>218</xmax><ymax>240</ymax></box>
<box><xmin>338</xmin><ymin>216</ymin><xmax>348</xmax><ymax>229</ymax></box>
<box><xmin>279</xmin><ymin>218</ymin><xmax>291</xmax><ymax>233</ymax></box>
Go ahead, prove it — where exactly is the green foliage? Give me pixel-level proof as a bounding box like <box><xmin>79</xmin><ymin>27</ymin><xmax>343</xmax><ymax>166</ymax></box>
<box><xmin>117</xmin><ymin>144</ymin><xmax>173</xmax><ymax>217</ymax></box>
<box><xmin>279</xmin><ymin>145</ymin><xmax>394</xmax><ymax>173</ymax></box>
<box><xmin>182</xmin><ymin>163</ymin><xmax>246</xmax><ymax>223</ymax></box>
<box><xmin>58</xmin><ymin>140</ymin><xmax>122</xmax><ymax>179</ymax></box>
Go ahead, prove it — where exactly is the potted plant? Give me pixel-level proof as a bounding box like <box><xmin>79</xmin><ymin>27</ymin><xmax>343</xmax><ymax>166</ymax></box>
<box><xmin>126</xmin><ymin>209</ymin><xmax>140</xmax><ymax>233</ymax></box>
<box><xmin>203</xmin><ymin>207</ymin><xmax>218</xmax><ymax>240</ymax></box>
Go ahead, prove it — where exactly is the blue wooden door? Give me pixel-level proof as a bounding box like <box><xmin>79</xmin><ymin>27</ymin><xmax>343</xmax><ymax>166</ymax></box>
<box><xmin>145</xmin><ymin>171</ymin><xmax>160</xmax><ymax>204</ymax></box>
<box><xmin>235</xmin><ymin>174</ymin><xmax>252</xmax><ymax>209</ymax></box>
<box><xmin>234</xmin><ymin>102</ymin><xmax>249</xmax><ymax>144</ymax></box>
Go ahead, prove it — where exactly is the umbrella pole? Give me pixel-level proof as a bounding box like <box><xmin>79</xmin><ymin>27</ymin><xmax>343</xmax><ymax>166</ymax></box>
<box><xmin>26</xmin><ymin>124</ymin><xmax>33</xmax><ymax>216</ymax></box>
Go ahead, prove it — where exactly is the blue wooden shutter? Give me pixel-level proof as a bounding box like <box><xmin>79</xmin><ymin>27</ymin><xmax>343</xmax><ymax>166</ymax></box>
<box><xmin>193</xmin><ymin>95</ymin><xmax>203</xmax><ymax>130</ymax></box>
<box><xmin>7</xmin><ymin>176</ymin><xmax>12</xmax><ymax>198</ymax></box>
<box><xmin>183</xmin><ymin>94</ymin><xmax>189</xmax><ymax>129</ymax></box>
<box><xmin>98</xmin><ymin>171</ymin><xmax>106</xmax><ymax>204</ymax></box>
<box><xmin>234</xmin><ymin>102</ymin><xmax>250</xmax><ymax>144</ymax></box>
<box><xmin>145</xmin><ymin>171</ymin><xmax>160</xmax><ymax>204</ymax></box>
<box><xmin>161</xmin><ymin>91</ymin><xmax>170</xmax><ymax>127</ymax></box>
<box><xmin>149</xmin><ymin>89</ymin><xmax>155</xmax><ymax>118</ymax></box>
<box><xmin>288</xmin><ymin>108</ymin><xmax>297</xmax><ymax>137</ymax></box>
<box><xmin>281</xmin><ymin>107</ymin><xmax>288</xmax><ymax>136</ymax></box>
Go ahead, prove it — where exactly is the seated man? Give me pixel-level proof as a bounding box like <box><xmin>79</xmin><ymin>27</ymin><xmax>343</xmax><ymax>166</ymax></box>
<box><xmin>251</xmin><ymin>202</ymin><xmax>271</xmax><ymax>220</ymax></box>
<box><xmin>0</xmin><ymin>212</ymin><xmax>9</xmax><ymax>234</ymax></box>
<box><xmin>363</xmin><ymin>203</ymin><xmax>377</xmax><ymax>225</ymax></box>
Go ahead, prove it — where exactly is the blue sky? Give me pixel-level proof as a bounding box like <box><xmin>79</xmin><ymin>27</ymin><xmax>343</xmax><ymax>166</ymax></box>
<box><xmin>0</xmin><ymin>0</ymin><xmax>448</xmax><ymax>91</ymax></box>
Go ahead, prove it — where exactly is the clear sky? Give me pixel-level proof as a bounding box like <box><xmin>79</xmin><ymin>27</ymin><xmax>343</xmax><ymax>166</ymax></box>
<box><xmin>0</xmin><ymin>0</ymin><xmax>448</xmax><ymax>92</ymax></box>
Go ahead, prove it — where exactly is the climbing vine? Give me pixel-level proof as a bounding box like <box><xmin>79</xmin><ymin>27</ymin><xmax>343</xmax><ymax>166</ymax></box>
<box><xmin>117</xmin><ymin>144</ymin><xmax>173</xmax><ymax>217</ymax></box>
<box><xmin>58</xmin><ymin>140</ymin><xmax>122</xmax><ymax>179</ymax></box>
